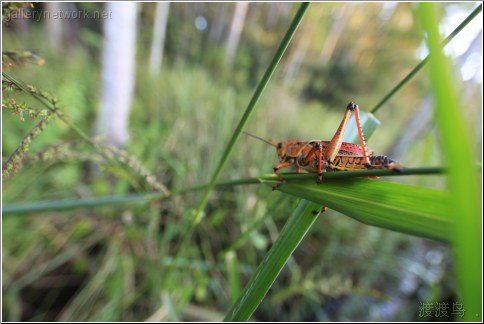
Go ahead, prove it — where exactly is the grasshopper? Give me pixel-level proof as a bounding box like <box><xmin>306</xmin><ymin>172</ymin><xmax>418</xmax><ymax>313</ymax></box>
<box><xmin>246</xmin><ymin>102</ymin><xmax>403</xmax><ymax>190</ymax></box>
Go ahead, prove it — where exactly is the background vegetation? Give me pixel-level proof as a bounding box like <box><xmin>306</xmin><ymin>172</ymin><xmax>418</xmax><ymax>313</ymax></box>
<box><xmin>2</xmin><ymin>2</ymin><xmax>482</xmax><ymax>321</ymax></box>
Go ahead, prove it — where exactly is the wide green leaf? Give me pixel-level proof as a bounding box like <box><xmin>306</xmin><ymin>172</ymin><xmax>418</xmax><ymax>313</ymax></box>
<box><xmin>261</xmin><ymin>176</ymin><xmax>452</xmax><ymax>243</ymax></box>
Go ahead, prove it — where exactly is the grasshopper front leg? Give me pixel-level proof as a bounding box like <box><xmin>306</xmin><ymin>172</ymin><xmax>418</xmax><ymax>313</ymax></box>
<box><xmin>272</xmin><ymin>160</ymin><xmax>295</xmax><ymax>190</ymax></box>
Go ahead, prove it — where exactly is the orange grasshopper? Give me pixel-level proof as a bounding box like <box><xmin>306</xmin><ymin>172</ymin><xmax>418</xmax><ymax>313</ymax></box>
<box><xmin>246</xmin><ymin>102</ymin><xmax>403</xmax><ymax>190</ymax></box>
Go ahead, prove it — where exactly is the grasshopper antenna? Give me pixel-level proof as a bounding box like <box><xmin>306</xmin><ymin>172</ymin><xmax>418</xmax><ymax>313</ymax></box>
<box><xmin>243</xmin><ymin>131</ymin><xmax>278</xmax><ymax>148</ymax></box>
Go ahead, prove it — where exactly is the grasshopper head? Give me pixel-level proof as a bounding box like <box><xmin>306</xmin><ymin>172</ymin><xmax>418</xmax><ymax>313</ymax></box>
<box><xmin>275</xmin><ymin>141</ymin><xmax>287</xmax><ymax>161</ymax></box>
<box><xmin>275</xmin><ymin>141</ymin><xmax>301</xmax><ymax>161</ymax></box>
<box><xmin>347</xmin><ymin>101</ymin><xmax>357</xmax><ymax>111</ymax></box>
<box><xmin>275</xmin><ymin>140</ymin><xmax>307</xmax><ymax>161</ymax></box>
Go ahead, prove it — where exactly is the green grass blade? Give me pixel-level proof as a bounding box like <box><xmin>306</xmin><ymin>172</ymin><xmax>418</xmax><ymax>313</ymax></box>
<box><xmin>2</xmin><ymin>177</ymin><xmax>260</xmax><ymax>216</ymax></box>
<box><xmin>225</xmin><ymin>251</ymin><xmax>242</xmax><ymax>305</ymax></box>
<box><xmin>6</xmin><ymin>232</ymin><xmax>104</xmax><ymax>291</ymax></box>
<box><xmin>223</xmin><ymin>199</ymin><xmax>321</xmax><ymax>322</ymax></box>
<box><xmin>261</xmin><ymin>166</ymin><xmax>444</xmax><ymax>181</ymax></box>
<box><xmin>2</xmin><ymin>194</ymin><xmax>154</xmax><ymax>215</ymax></box>
<box><xmin>261</xmin><ymin>177</ymin><xmax>451</xmax><ymax>243</ymax></box>
<box><xmin>418</xmin><ymin>3</ymin><xmax>482</xmax><ymax>321</ymax></box>
<box><xmin>193</xmin><ymin>2</ymin><xmax>311</xmax><ymax>222</ymax></box>
<box><xmin>370</xmin><ymin>4</ymin><xmax>482</xmax><ymax>114</ymax></box>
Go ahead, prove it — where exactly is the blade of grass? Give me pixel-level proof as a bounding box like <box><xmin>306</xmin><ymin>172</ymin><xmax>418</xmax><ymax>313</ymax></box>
<box><xmin>225</xmin><ymin>251</ymin><xmax>242</xmax><ymax>305</ymax></box>
<box><xmin>223</xmin><ymin>199</ymin><xmax>321</xmax><ymax>321</ymax></box>
<box><xmin>264</xmin><ymin>166</ymin><xmax>444</xmax><ymax>180</ymax></box>
<box><xmin>418</xmin><ymin>3</ymin><xmax>481</xmax><ymax>321</ymax></box>
<box><xmin>370</xmin><ymin>4</ymin><xmax>482</xmax><ymax>114</ymax></box>
<box><xmin>192</xmin><ymin>2</ymin><xmax>310</xmax><ymax>225</ymax></box>
<box><xmin>2</xmin><ymin>194</ymin><xmax>157</xmax><ymax>215</ymax></box>
<box><xmin>5</xmin><ymin>231</ymin><xmax>105</xmax><ymax>291</ymax></box>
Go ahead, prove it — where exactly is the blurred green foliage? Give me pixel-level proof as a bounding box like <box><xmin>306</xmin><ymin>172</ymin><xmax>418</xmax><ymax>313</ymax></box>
<box><xmin>2</xmin><ymin>2</ymin><xmax>482</xmax><ymax>321</ymax></box>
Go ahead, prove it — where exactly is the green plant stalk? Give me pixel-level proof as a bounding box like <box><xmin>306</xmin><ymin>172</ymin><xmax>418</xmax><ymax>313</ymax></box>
<box><xmin>2</xmin><ymin>72</ymin><xmax>146</xmax><ymax>189</ymax></box>
<box><xmin>2</xmin><ymin>72</ymin><xmax>92</xmax><ymax>143</ymax></box>
<box><xmin>225</xmin><ymin>251</ymin><xmax>242</xmax><ymax>305</ymax></box>
<box><xmin>263</xmin><ymin>166</ymin><xmax>444</xmax><ymax>180</ymax></box>
<box><xmin>2</xmin><ymin>167</ymin><xmax>443</xmax><ymax>216</ymax></box>
<box><xmin>2</xmin><ymin>117</ymin><xmax>50</xmax><ymax>177</ymax></box>
<box><xmin>224</xmin><ymin>199</ymin><xmax>321</xmax><ymax>321</ymax></box>
<box><xmin>6</xmin><ymin>232</ymin><xmax>105</xmax><ymax>291</ymax></box>
<box><xmin>418</xmin><ymin>3</ymin><xmax>481</xmax><ymax>321</ymax></box>
<box><xmin>192</xmin><ymin>2</ymin><xmax>310</xmax><ymax>224</ymax></box>
<box><xmin>371</xmin><ymin>3</ymin><xmax>482</xmax><ymax>114</ymax></box>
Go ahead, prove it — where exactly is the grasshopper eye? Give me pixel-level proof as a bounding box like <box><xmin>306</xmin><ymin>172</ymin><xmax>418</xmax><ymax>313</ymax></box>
<box><xmin>277</xmin><ymin>142</ymin><xmax>282</xmax><ymax>149</ymax></box>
